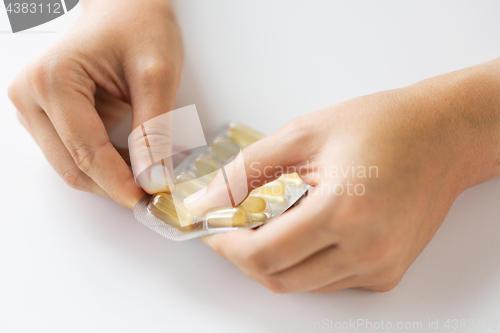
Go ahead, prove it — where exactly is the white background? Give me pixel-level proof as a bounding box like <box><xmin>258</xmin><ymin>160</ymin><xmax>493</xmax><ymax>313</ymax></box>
<box><xmin>1</xmin><ymin>1</ymin><xmax>500</xmax><ymax>332</ymax></box>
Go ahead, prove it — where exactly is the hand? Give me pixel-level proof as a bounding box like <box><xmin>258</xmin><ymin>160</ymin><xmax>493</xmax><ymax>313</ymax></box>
<box><xmin>184</xmin><ymin>61</ymin><xmax>500</xmax><ymax>293</ymax></box>
<box><xmin>8</xmin><ymin>0</ymin><xmax>183</xmax><ymax>208</ymax></box>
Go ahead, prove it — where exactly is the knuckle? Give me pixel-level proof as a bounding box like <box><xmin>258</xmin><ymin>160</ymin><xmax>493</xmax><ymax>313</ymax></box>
<box><xmin>139</xmin><ymin>59</ymin><xmax>172</xmax><ymax>83</ymax></box>
<box><xmin>72</xmin><ymin>145</ymin><xmax>96</xmax><ymax>174</ymax></box>
<box><xmin>261</xmin><ymin>275</ymin><xmax>289</xmax><ymax>294</ymax></box>
<box><xmin>282</xmin><ymin>117</ymin><xmax>305</xmax><ymax>135</ymax></box>
<box><xmin>8</xmin><ymin>80</ymin><xmax>31</xmax><ymax>127</ymax></box>
<box><xmin>61</xmin><ymin>167</ymin><xmax>87</xmax><ymax>190</ymax></box>
<box><xmin>26</xmin><ymin>55</ymin><xmax>75</xmax><ymax>91</ymax></box>
<box><xmin>7</xmin><ymin>81</ymin><xmax>20</xmax><ymax>106</ymax></box>
<box><xmin>243</xmin><ymin>250</ymin><xmax>271</xmax><ymax>275</ymax></box>
<box><xmin>71</xmin><ymin>141</ymin><xmax>110</xmax><ymax>175</ymax></box>
<box><xmin>25</xmin><ymin>57</ymin><xmax>51</xmax><ymax>87</ymax></box>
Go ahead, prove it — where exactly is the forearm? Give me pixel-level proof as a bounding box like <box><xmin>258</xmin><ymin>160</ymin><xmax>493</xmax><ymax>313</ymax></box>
<box><xmin>400</xmin><ymin>60</ymin><xmax>500</xmax><ymax>189</ymax></box>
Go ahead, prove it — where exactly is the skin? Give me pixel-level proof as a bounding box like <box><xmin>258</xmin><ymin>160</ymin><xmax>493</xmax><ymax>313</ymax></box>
<box><xmin>8</xmin><ymin>1</ymin><xmax>500</xmax><ymax>293</ymax></box>
<box><xmin>186</xmin><ymin>60</ymin><xmax>500</xmax><ymax>293</ymax></box>
<box><xmin>8</xmin><ymin>0</ymin><xmax>183</xmax><ymax>208</ymax></box>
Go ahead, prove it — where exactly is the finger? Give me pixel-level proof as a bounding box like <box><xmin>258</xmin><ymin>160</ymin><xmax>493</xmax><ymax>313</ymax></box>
<box><xmin>128</xmin><ymin>112</ymin><xmax>175</xmax><ymax>194</ymax></box>
<box><xmin>254</xmin><ymin>245</ymin><xmax>354</xmax><ymax>293</ymax></box>
<box><xmin>10</xmin><ymin>93</ymin><xmax>108</xmax><ymax>197</ymax></box>
<box><xmin>184</xmin><ymin>120</ymin><xmax>319</xmax><ymax>216</ymax></box>
<box><xmin>127</xmin><ymin>60</ymin><xmax>178</xmax><ymax>194</ymax></box>
<box><xmin>34</xmin><ymin>62</ymin><xmax>144</xmax><ymax>208</ymax></box>
<box><xmin>201</xmin><ymin>188</ymin><xmax>338</xmax><ymax>276</ymax></box>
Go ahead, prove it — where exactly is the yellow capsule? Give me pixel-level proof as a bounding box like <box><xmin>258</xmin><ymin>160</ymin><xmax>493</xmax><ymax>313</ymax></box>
<box><xmin>228</xmin><ymin>122</ymin><xmax>265</xmax><ymax>148</ymax></box>
<box><xmin>279</xmin><ymin>173</ymin><xmax>304</xmax><ymax>186</ymax></box>
<box><xmin>207</xmin><ymin>207</ymin><xmax>249</xmax><ymax>227</ymax></box>
<box><xmin>251</xmin><ymin>180</ymin><xmax>286</xmax><ymax>196</ymax></box>
<box><xmin>211</xmin><ymin>138</ymin><xmax>241</xmax><ymax>161</ymax></box>
<box><xmin>174</xmin><ymin>173</ymin><xmax>207</xmax><ymax>199</ymax></box>
<box><xmin>241</xmin><ymin>196</ymin><xmax>266</xmax><ymax>213</ymax></box>
<box><xmin>256</xmin><ymin>195</ymin><xmax>287</xmax><ymax>205</ymax></box>
<box><xmin>250</xmin><ymin>213</ymin><xmax>268</xmax><ymax>223</ymax></box>
<box><xmin>281</xmin><ymin>173</ymin><xmax>300</xmax><ymax>179</ymax></box>
<box><xmin>149</xmin><ymin>193</ymin><xmax>197</xmax><ymax>230</ymax></box>
<box><xmin>194</xmin><ymin>156</ymin><xmax>222</xmax><ymax>177</ymax></box>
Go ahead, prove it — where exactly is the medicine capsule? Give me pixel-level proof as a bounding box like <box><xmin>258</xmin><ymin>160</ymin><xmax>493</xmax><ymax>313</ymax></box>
<box><xmin>279</xmin><ymin>173</ymin><xmax>304</xmax><ymax>186</ymax></box>
<box><xmin>228</xmin><ymin>122</ymin><xmax>265</xmax><ymax>148</ymax></box>
<box><xmin>194</xmin><ymin>155</ymin><xmax>222</xmax><ymax>177</ymax></box>
<box><xmin>211</xmin><ymin>138</ymin><xmax>241</xmax><ymax>161</ymax></box>
<box><xmin>251</xmin><ymin>180</ymin><xmax>286</xmax><ymax>196</ymax></box>
<box><xmin>255</xmin><ymin>195</ymin><xmax>287</xmax><ymax>205</ymax></box>
<box><xmin>149</xmin><ymin>193</ymin><xmax>197</xmax><ymax>230</ymax></box>
<box><xmin>250</xmin><ymin>213</ymin><xmax>268</xmax><ymax>223</ymax></box>
<box><xmin>206</xmin><ymin>207</ymin><xmax>249</xmax><ymax>227</ymax></box>
<box><xmin>241</xmin><ymin>196</ymin><xmax>266</xmax><ymax>213</ymax></box>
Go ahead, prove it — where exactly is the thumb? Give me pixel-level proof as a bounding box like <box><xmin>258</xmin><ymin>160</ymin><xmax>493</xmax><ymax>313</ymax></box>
<box><xmin>183</xmin><ymin>125</ymin><xmax>307</xmax><ymax>216</ymax></box>
<box><xmin>128</xmin><ymin>65</ymin><xmax>178</xmax><ymax>194</ymax></box>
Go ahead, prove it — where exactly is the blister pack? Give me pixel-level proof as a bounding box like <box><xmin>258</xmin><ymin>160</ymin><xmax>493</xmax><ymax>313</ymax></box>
<box><xmin>133</xmin><ymin>122</ymin><xmax>309</xmax><ymax>241</ymax></box>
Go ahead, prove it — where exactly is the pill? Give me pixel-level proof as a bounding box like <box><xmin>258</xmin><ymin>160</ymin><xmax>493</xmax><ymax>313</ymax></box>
<box><xmin>211</xmin><ymin>138</ymin><xmax>241</xmax><ymax>161</ymax></box>
<box><xmin>149</xmin><ymin>193</ymin><xmax>196</xmax><ymax>230</ymax></box>
<box><xmin>194</xmin><ymin>155</ymin><xmax>223</xmax><ymax>177</ymax></box>
<box><xmin>279</xmin><ymin>173</ymin><xmax>304</xmax><ymax>186</ymax></box>
<box><xmin>229</xmin><ymin>122</ymin><xmax>265</xmax><ymax>148</ymax></box>
<box><xmin>255</xmin><ymin>194</ymin><xmax>287</xmax><ymax>205</ymax></box>
<box><xmin>250</xmin><ymin>213</ymin><xmax>268</xmax><ymax>223</ymax></box>
<box><xmin>251</xmin><ymin>180</ymin><xmax>286</xmax><ymax>196</ymax></box>
<box><xmin>241</xmin><ymin>196</ymin><xmax>266</xmax><ymax>213</ymax></box>
<box><xmin>206</xmin><ymin>207</ymin><xmax>249</xmax><ymax>227</ymax></box>
<box><xmin>281</xmin><ymin>173</ymin><xmax>300</xmax><ymax>179</ymax></box>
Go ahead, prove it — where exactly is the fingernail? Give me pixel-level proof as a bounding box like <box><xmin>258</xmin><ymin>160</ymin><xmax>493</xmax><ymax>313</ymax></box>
<box><xmin>183</xmin><ymin>187</ymin><xmax>207</xmax><ymax>205</ymax></box>
<box><xmin>150</xmin><ymin>165</ymin><xmax>173</xmax><ymax>185</ymax></box>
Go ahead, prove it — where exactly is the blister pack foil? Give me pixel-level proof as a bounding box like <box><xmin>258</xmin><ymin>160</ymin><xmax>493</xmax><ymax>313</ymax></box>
<box><xmin>133</xmin><ymin>122</ymin><xmax>309</xmax><ymax>241</ymax></box>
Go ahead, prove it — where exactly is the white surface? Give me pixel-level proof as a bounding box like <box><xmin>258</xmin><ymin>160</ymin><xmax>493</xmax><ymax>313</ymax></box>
<box><xmin>1</xmin><ymin>1</ymin><xmax>500</xmax><ymax>332</ymax></box>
